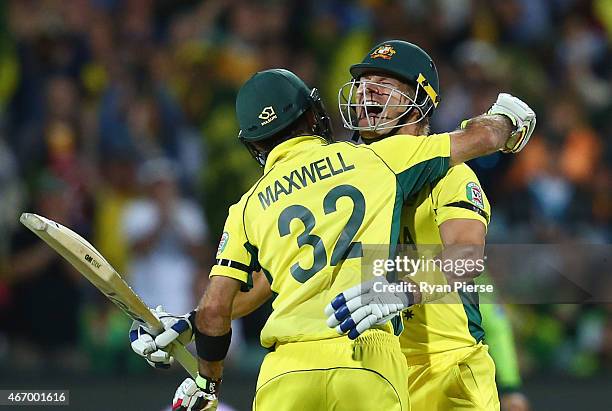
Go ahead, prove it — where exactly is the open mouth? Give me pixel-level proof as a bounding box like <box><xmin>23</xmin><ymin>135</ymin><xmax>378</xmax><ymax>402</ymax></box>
<box><xmin>366</xmin><ymin>105</ymin><xmax>383</xmax><ymax>115</ymax></box>
<box><xmin>359</xmin><ymin>100</ymin><xmax>384</xmax><ymax>116</ymax></box>
<box><xmin>358</xmin><ymin>103</ymin><xmax>386</xmax><ymax>124</ymax></box>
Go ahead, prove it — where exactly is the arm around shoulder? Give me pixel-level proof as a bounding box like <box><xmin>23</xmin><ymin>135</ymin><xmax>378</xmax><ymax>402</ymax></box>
<box><xmin>448</xmin><ymin>93</ymin><xmax>536</xmax><ymax>165</ymax></box>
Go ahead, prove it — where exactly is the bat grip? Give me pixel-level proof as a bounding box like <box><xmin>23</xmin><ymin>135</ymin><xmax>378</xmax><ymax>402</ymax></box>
<box><xmin>169</xmin><ymin>341</ymin><xmax>199</xmax><ymax>378</ymax></box>
<box><xmin>146</xmin><ymin>317</ymin><xmax>198</xmax><ymax>378</ymax></box>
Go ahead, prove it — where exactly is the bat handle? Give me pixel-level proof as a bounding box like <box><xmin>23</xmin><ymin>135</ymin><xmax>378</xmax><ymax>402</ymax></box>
<box><xmin>169</xmin><ymin>341</ymin><xmax>199</xmax><ymax>378</ymax></box>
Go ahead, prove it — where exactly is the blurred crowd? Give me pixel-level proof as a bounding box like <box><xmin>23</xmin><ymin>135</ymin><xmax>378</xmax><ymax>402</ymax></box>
<box><xmin>0</xmin><ymin>0</ymin><xmax>610</xmax><ymax>379</ymax></box>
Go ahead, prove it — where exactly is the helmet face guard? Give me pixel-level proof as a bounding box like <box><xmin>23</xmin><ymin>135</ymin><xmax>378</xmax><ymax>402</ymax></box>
<box><xmin>340</xmin><ymin>40</ymin><xmax>441</xmax><ymax>135</ymax></box>
<box><xmin>310</xmin><ymin>87</ymin><xmax>333</xmax><ymax>142</ymax></box>
<box><xmin>338</xmin><ymin>76</ymin><xmax>434</xmax><ymax>132</ymax></box>
<box><xmin>240</xmin><ymin>132</ymin><xmax>268</xmax><ymax>167</ymax></box>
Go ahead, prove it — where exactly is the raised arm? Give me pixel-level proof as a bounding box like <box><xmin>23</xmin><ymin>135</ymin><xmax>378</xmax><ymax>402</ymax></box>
<box><xmin>370</xmin><ymin>94</ymin><xmax>535</xmax><ymax>200</ymax></box>
<box><xmin>449</xmin><ymin>93</ymin><xmax>536</xmax><ymax>166</ymax></box>
<box><xmin>449</xmin><ymin>114</ymin><xmax>512</xmax><ymax>166</ymax></box>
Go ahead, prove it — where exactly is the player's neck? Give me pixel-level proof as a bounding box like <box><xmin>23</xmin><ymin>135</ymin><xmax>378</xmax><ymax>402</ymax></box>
<box><xmin>397</xmin><ymin>123</ymin><xmax>427</xmax><ymax>137</ymax></box>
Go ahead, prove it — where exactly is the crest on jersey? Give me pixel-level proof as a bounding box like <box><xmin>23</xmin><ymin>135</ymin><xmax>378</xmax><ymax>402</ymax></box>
<box><xmin>258</xmin><ymin>106</ymin><xmax>277</xmax><ymax>125</ymax></box>
<box><xmin>466</xmin><ymin>182</ymin><xmax>484</xmax><ymax>209</ymax></box>
<box><xmin>370</xmin><ymin>45</ymin><xmax>396</xmax><ymax>60</ymax></box>
<box><xmin>217</xmin><ymin>232</ymin><xmax>229</xmax><ymax>256</ymax></box>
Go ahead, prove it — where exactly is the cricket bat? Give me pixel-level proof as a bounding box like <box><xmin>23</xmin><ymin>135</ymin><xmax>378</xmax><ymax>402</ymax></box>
<box><xmin>19</xmin><ymin>212</ymin><xmax>198</xmax><ymax>378</ymax></box>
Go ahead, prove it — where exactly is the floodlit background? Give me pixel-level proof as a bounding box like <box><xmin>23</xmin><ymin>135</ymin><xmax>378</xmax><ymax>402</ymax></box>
<box><xmin>0</xmin><ymin>0</ymin><xmax>610</xmax><ymax>410</ymax></box>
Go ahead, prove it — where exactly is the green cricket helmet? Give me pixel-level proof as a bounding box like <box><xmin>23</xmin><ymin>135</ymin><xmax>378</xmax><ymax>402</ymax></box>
<box><xmin>236</xmin><ymin>68</ymin><xmax>332</xmax><ymax>166</ymax></box>
<box><xmin>338</xmin><ymin>40</ymin><xmax>440</xmax><ymax>134</ymax></box>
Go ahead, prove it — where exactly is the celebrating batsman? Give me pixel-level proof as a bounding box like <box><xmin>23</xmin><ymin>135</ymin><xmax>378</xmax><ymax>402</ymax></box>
<box><xmin>129</xmin><ymin>56</ymin><xmax>534</xmax><ymax>410</ymax></box>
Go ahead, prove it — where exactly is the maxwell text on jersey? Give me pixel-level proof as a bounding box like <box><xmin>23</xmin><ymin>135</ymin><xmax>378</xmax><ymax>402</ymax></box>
<box><xmin>257</xmin><ymin>152</ymin><xmax>355</xmax><ymax>209</ymax></box>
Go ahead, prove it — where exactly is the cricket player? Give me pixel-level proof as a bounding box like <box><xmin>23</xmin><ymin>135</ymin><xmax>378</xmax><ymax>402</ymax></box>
<box><xmin>326</xmin><ymin>40</ymin><xmax>534</xmax><ymax>410</ymax></box>
<box><xmin>130</xmin><ymin>66</ymin><xmax>534</xmax><ymax>411</ymax></box>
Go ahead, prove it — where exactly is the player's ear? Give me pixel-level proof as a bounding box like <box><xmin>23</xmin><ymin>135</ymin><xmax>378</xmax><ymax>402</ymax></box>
<box><xmin>417</xmin><ymin>117</ymin><xmax>430</xmax><ymax>136</ymax></box>
<box><xmin>407</xmin><ymin>108</ymin><xmax>418</xmax><ymax>121</ymax></box>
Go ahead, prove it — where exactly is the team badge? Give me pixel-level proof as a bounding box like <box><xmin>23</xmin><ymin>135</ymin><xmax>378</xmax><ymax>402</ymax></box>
<box><xmin>217</xmin><ymin>232</ymin><xmax>229</xmax><ymax>256</ymax></box>
<box><xmin>370</xmin><ymin>45</ymin><xmax>396</xmax><ymax>60</ymax></box>
<box><xmin>466</xmin><ymin>182</ymin><xmax>484</xmax><ymax>209</ymax></box>
<box><xmin>258</xmin><ymin>106</ymin><xmax>277</xmax><ymax>125</ymax></box>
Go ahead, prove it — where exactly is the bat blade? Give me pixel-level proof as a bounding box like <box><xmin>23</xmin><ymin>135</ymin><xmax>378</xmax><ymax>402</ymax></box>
<box><xmin>20</xmin><ymin>212</ymin><xmax>198</xmax><ymax>377</ymax></box>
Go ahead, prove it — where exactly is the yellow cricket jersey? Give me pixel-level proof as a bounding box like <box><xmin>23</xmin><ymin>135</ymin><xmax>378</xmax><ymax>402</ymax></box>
<box><xmin>211</xmin><ymin>134</ymin><xmax>450</xmax><ymax>348</ymax></box>
<box><xmin>399</xmin><ymin>163</ymin><xmax>491</xmax><ymax>358</ymax></box>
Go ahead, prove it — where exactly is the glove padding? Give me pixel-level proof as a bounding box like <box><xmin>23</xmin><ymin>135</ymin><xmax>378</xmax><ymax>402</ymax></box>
<box><xmin>129</xmin><ymin>306</ymin><xmax>194</xmax><ymax>369</ymax></box>
<box><xmin>172</xmin><ymin>377</ymin><xmax>219</xmax><ymax>411</ymax></box>
<box><xmin>324</xmin><ymin>276</ymin><xmax>411</xmax><ymax>340</ymax></box>
<box><xmin>487</xmin><ymin>93</ymin><xmax>536</xmax><ymax>153</ymax></box>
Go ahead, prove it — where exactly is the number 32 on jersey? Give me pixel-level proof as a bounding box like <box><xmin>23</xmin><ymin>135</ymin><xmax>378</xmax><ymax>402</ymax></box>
<box><xmin>277</xmin><ymin>184</ymin><xmax>365</xmax><ymax>283</ymax></box>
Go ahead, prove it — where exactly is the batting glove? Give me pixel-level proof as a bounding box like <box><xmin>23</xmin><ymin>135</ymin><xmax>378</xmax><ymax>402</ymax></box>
<box><xmin>129</xmin><ymin>305</ymin><xmax>194</xmax><ymax>369</ymax></box>
<box><xmin>487</xmin><ymin>93</ymin><xmax>536</xmax><ymax>153</ymax></box>
<box><xmin>324</xmin><ymin>277</ymin><xmax>412</xmax><ymax>340</ymax></box>
<box><xmin>172</xmin><ymin>376</ymin><xmax>220</xmax><ymax>411</ymax></box>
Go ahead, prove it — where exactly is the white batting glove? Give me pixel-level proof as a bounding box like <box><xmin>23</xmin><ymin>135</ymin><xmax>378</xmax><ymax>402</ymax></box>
<box><xmin>487</xmin><ymin>93</ymin><xmax>536</xmax><ymax>153</ymax></box>
<box><xmin>324</xmin><ymin>277</ymin><xmax>412</xmax><ymax>339</ymax></box>
<box><xmin>129</xmin><ymin>306</ymin><xmax>194</xmax><ymax>369</ymax></box>
<box><xmin>172</xmin><ymin>377</ymin><xmax>220</xmax><ymax>411</ymax></box>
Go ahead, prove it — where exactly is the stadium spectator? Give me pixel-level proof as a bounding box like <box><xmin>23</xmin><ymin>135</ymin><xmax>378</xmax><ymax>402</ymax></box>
<box><xmin>4</xmin><ymin>173</ymin><xmax>83</xmax><ymax>369</ymax></box>
<box><xmin>122</xmin><ymin>157</ymin><xmax>211</xmax><ymax>314</ymax></box>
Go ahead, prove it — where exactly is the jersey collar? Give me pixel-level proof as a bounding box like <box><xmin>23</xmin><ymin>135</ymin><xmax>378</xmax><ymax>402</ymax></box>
<box><xmin>264</xmin><ymin>135</ymin><xmax>328</xmax><ymax>173</ymax></box>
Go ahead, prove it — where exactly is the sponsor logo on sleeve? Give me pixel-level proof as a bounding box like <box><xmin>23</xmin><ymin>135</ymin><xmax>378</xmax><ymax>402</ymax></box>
<box><xmin>217</xmin><ymin>232</ymin><xmax>229</xmax><ymax>256</ymax></box>
<box><xmin>466</xmin><ymin>182</ymin><xmax>484</xmax><ymax>209</ymax></box>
